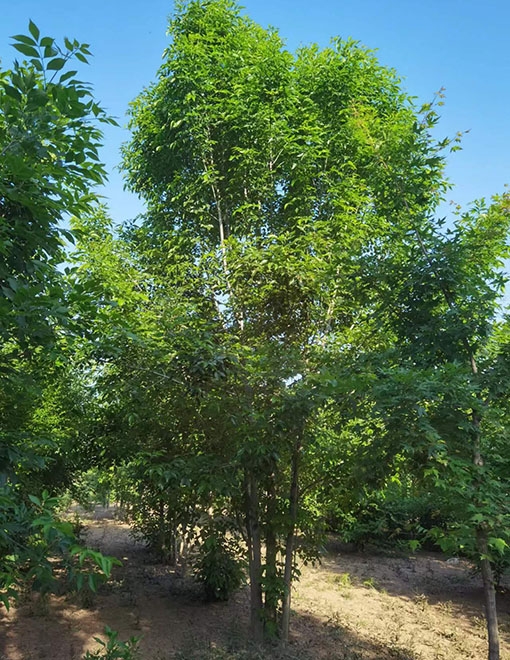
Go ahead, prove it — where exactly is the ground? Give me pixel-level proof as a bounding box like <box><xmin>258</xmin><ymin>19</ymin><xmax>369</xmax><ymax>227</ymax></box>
<box><xmin>1</xmin><ymin>507</ymin><xmax>509</xmax><ymax>659</ymax></box>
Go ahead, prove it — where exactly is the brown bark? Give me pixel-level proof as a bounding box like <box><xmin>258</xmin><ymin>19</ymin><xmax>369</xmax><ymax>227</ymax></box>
<box><xmin>166</xmin><ymin>506</ymin><xmax>177</xmax><ymax>566</ymax></box>
<box><xmin>264</xmin><ymin>474</ymin><xmax>278</xmax><ymax>632</ymax></box>
<box><xmin>471</xmin><ymin>408</ymin><xmax>499</xmax><ymax>660</ymax></box>
<box><xmin>281</xmin><ymin>439</ymin><xmax>300</xmax><ymax>644</ymax></box>
<box><xmin>477</xmin><ymin>529</ymin><xmax>500</xmax><ymax>660</ymax></box>
<box><xmin>245</xmin><ymin>472</ymin><xmax>263</xmax><ymax>643</ymax></box>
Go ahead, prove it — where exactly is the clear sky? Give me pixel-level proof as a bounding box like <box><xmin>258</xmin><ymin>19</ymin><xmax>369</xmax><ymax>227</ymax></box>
<box><xmin>1</xmin><ymin>0</ymin><xmax>509</xmax><ymax>226</ymax></box>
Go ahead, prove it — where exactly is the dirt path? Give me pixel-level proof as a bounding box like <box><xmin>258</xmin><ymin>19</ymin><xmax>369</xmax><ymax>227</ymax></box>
<box><xmin>1</xmin><ymin>508</ymin><xmax>509</xmax><ymax>659</ymax></box>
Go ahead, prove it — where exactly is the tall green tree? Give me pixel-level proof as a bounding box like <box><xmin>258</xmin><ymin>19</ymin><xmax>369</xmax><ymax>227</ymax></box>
<box><xmin>368</xmin><ymin>192</ymin><xmax>510</xmax><ymax>660</ymax></box>
<box><xmin>121</xmin><ymin>0</ymin><xmax>447</xmax><ymax>642</ymax></box>
<box><xmin>0</xmin><ymin>24</ymin><xmax>117</xmax><ymax>607</ymax></box>
<box><xmin>0</xmin><ymin>22</ymin><xmax>113</xmax><ymax>480</ymax></box>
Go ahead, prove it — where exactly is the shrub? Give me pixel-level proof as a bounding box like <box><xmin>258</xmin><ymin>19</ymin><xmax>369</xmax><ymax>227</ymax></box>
<box><xmin>328</xmin><ymin>487</ymin><xmax>451</xmax><ymax>551</ymax></box>
<box><xmin>192</xmin><ymin>531</ymin><xmax>246</xmax><ymax>601</ymax></box>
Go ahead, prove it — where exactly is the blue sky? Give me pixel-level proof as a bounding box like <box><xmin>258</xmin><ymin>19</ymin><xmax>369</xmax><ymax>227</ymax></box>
<box><xmin>1</xmin><ymin>0</ymin><xmax>509</xmax><ymax>226</ymax></box>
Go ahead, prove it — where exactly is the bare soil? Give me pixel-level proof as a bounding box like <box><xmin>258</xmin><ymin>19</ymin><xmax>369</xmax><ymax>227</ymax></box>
<box><xmin>1</xmin><ymin>507</ymin><xmax>510</xmax><ymax>659</ymax></box>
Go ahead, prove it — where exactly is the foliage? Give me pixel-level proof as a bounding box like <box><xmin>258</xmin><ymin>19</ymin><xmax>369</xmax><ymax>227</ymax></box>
<box><xmin>364</xmin><ymin>184</ymin><xmax>510</xmax><ymax>658</ymax></box>
<box><xmin>330</xmin><ymin>485</ymin><xmax>450</xmax><ymax>551</ymax></box>
<box><xmin>83</xmin><ymin>627</ymin><xmax>141</xmax><ymax>660</ymax></box>
<box><xmin>69</xmin><ymin>468</ymin><xmax>115</xmax><ymax>510</ymax></box>
<box><xmin>0</xmin><ymin>487</ymin><xmax>120</xmax><ymax>608</ymax></box>
<box><xmin>0</xmin><ymin>23</ymin><xmax>117</xmax><ymax>609</ymax></box>
<box><xmin>0</xmin><ymin>21</ymin><xmax>111</xmax><ymax>475</ymax></box>
<box><xmin>0</xmin><ymin>23</ymin><xmax>113</xmax><ymax>350</ymax></box>
<box><xmin>192</xmin><ymin>522</ymin><xmax>246</xmax><ymax>601</ymax></box>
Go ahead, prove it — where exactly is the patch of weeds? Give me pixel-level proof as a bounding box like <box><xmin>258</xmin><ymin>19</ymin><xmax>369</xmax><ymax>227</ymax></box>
<box><xmin>362</xmin><ymin>577</ymin><xmax>379</xmax><ymax>590</ymax></box>
<box><xmin>83</xmin><ymin>626</ymin><xmax>141</xmax><ymax>660</ymax></box>
<box><xmin>439</xmin><ymin>629</ymin><xmax>457</xmax><ymax>640</ymax></box>
<box><xmin>385</xmin><ymin>616</ymin><xmax>422</xmax><ymax>660</ymax></box>
<box><xmin>173</xmin><ymin>643</ymin><xmax>314</xmax><ymax>660</ymax></box>
<box><xmin>334</xmin><ymin>572</ymin><xmax>352</xmax><ymax>588</ymax></box>
<box><xmin>225</xmin><ymin>618</ymin><xmax>246</xmax><ymax>651</ymax></box>
<box><xmin>388</xmin><ymin>650</ymin><xmax>421</xmax><ymax>660</ymax></box>
<box><xmin>69</xmin><ymin>585</ymin><xmax>97</xmax><ymax>609</ymax></box>
<box><xmin>472</xmin><ymin>615</ymin><xmax>488</xmax><ymax>635</ymax></box>
<box><xmin>337</xmin><ymin>652</ymin><xmax>363</xmax><ymax>660</ymax></box>
<box><xmin>173</xmin><ymin>648</ymin><xmax>263</xmax><ymax>660</ymax></box>
<box><xmin>70</xmin><ymin>512</ymin><xmax>86</xmax><ymax>538</ymax></box>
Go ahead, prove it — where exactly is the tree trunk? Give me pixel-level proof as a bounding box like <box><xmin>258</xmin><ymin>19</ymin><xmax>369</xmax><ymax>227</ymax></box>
<box><xmin>166</xmin><ymin>506</ymin><xmax>177</xmax><ymax>565</ymax></box>
<box><xmin>264</xmin><ymin>474</ymin><xmax>278</xmax><ymax>634</ymax></box>
<box><xmin>245</xmin><ymin>472</ymin><xmax>264</xmax><ymax>643</ymax></box>
<box><xmin>158</xmin><ymin>499</ymin><xmax>166</xmax><ymax>558</ymax></box>
<box><xmin>281</xmin><ymin>439</ymin><xmax>300</xmax><ymax>644</ymax></box>
<box><xmin>471</xmin><ymin>409</ymin><xmax>500</xmax><ymax>660</ymax></box>
<box><xmin>477</xmin><ymin>528</ymin><xmax>500</xmax><ymax>660</ymax></box>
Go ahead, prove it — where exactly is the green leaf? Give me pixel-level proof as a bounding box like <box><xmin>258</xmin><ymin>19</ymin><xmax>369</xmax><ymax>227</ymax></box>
<box><xmin>3</xmin><ymin>85</ymin><xmax>22</xmax><ymax>102</ymax></box>
<box><xmin>44</xmin><ymin>45</ymin><xmax>59</xmax><ymax>59</ymax></box>
<box><xmin>75</xmin><ymin>52</ymin><xmax>88</xmax><ymax>64</ymax></box>
<box><xmin>58</xmin><ymin>70</ymin><xmax>78</xmax><ymax>83</ymax></box>
<box><xmin>30</xmin><ymin>58</ymin><xmax>44</xmax><ymax>72</ymax></box>
<box><xmin>27</xmin><ymin>89</ymin><xmax>49</xmax><ymax>109</ymax></box>
<box><xmin>11</xmin><ymin>34</ymin><xmax>37</xmax><ymax>46</ymax></box>
<box><xmin>488</xmin><ymin>537</ymin><xmax>508</xmax><ymax>555</ymax></box>
<box><xmin>88</xmin><ymin>573</ymin><xmax>97</xmax><ymax>592</ymax></box>
<box><xmin>28</xmin><ymin>20</ymin><xmax>40</xmax><ymax>42</ymax></box>
<box><xmin>60</xmin><ymin>229</ymin><xmax>75</xmax><ymax>244</ymax></box>
<box><xmin>408</xmin><ymin>539</ymin><xmax>421</xmax><ymax>552</ymax></box>
<box><xmin>47</xmin><ymin>57</ymin><xmax>66</xmax><ymax>71</ymax></box>
<box><xmin>12</xmin><ymin>43</ymin><xmax>40</xmax><ymax>58</ymax></box>
<box><xmin>99</xmin><ymin>555</ymin><xmax>110</xmax><ymax>576</ymax></box>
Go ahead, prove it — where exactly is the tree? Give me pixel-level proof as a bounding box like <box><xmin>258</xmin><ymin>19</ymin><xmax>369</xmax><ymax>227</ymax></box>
<box><xmin>0</xmin><ymin>24</ymin><xmax>117</xmax><ymax>607</ymax></box>
<box><xmin>367</xmin><ymin>191</ymin><xmax>510</xmax><ymax>660</ymax></box>
<box><xmin>121</xmin><ymin>0</ymin><xmax>446</xmax><ymax>642</ymax></box>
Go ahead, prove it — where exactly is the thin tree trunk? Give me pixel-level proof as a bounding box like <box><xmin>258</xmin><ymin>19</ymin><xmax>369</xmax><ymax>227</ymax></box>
<box><xmin>158</xmin><ymin>499</ymin><xmax>165</xmax><ymax>558</ymax></box>
<box><xmin>471</xmin><ymin>406</ymin><xmax>499</xmax><ymax>660</ymax></box>
<box><xmin>477</xmin><ymin>529</ymin><xmax>500</xmax><ymax>660</ymax></box>
<box><xmin>245</xmin><ymin>472</ymin><xmax>264</xmax><ymax>643</ymax></box>
<box><xmin>281</xmin><ymin>438</ymin><xmax>300</xmax><ymax>644</ymax></box>
<box><xmin>208</xmin><ymin>174</ymin><xmax>244</xmax><ymax>331</ymax></box>
<box><xmin>264</xmin><ymin>474</ymin><xmax>278</xmax><ymax>633</ymax></box>
<box><xmin>166</xmin><ymin>506</ymin><xmax>177</xmax><ymax>565</ymax></box>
